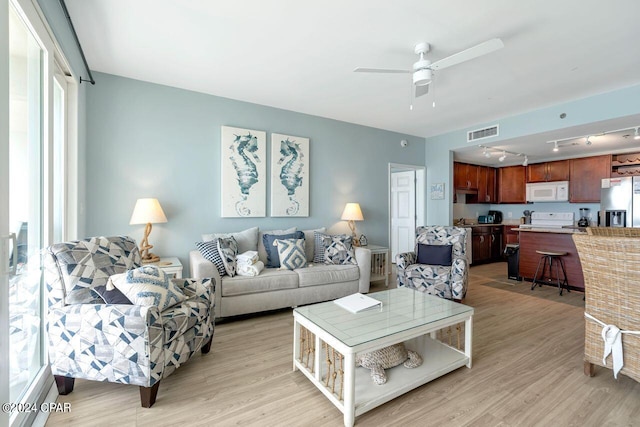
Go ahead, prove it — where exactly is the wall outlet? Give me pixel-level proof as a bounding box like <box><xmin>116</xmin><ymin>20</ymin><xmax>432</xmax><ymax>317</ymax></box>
<box><xmin>508</xmin><ymin>212</ymin><xmax>513</xmax><ymax>218</ymax></box>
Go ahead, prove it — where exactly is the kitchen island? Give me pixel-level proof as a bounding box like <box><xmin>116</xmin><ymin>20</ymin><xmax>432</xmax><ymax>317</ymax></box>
<box><xmin>515</xmin><ymin>227</ymin><xmax>586</xmax><ymax>291</ymax></box>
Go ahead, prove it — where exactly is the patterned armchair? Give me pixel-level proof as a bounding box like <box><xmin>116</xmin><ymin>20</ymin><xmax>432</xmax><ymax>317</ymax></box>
<box><xmin>45</xmin><ymin>236</ymin><xmax>215</xmax><ymax>407</ymax></box>
<box><xmin>396</xmin><ymin>226</ymin><xmax>469</xmax><ymax>301</ymax></box>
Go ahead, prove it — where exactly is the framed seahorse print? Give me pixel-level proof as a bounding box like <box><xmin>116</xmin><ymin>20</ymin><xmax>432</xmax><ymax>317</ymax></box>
<box><xmin>270</xmin><ymin>133</ymin><xmax>310</xmax><ymax>217</ymax></box>
<box><xmin>220</xmin><ymin>126</ymin><xmax>267</xmax><ymax>217</ymax></box>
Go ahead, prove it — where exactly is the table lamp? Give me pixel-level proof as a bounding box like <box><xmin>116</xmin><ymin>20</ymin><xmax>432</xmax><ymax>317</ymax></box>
<box><xmin>341</xmin><ymin>202</ymin><xmax>364</xmax><ymax>245</ymax></box>
<box><xmin>129</xmin><ymin>198</ymin><xmax>168</xmax><ymax>264</ymax></box>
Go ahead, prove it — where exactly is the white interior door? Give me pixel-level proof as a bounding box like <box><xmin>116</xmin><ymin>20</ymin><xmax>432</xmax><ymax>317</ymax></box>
<box><xmin>391</xmin><ymin>170</ymin><xmax>416</xmax><ymax>260</ymax></box>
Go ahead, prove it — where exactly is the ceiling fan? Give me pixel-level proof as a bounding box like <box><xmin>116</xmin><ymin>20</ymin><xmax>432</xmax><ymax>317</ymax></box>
<box><xmin>354</xmin><ymin>38</ymin><xmax>504</xmax><ymax>101</ymax></box>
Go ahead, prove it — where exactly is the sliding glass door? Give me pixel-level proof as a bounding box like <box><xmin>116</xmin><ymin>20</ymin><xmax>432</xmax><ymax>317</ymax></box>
<box><xmin>2</xmin><ymin>0</ymin><xmax>77</xmax><ymax>425</ymax></box>
<box><xmin>8</xmin><ymin>0</ymin><xmax>46</xmax><ymax>414</ymax></box>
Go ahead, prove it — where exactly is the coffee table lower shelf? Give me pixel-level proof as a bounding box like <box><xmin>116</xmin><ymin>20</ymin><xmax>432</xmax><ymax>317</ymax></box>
<box><xmin>293</xmin><ymin>333</ymin><xmax>470</xmax><ymax>425</ymax></box>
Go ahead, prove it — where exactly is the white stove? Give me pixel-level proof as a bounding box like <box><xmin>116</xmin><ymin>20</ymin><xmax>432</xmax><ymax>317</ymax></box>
<box><xmin>530</xmin><ymin>212</ymin><xmax>575</xmax><ymax>228</ymax></box>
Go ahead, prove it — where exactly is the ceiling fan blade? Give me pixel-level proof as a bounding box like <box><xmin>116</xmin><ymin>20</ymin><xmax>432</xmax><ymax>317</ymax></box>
<box><xmin>429</xmin><ymin>38</ymin><xmax>504</xmax><ymax>70</ymax></box>
<box><xmin>353</xmin><ymin>67</ymin><xmax>411</xmax><ymax>74</ymax></box>
<box><xmin>415</xmin><ymin>84</ymin><xmax>430</xmax><ymax>98</ymax></box>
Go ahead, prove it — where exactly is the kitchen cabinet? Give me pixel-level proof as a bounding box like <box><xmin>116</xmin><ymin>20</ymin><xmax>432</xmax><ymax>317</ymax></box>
<box><xmin>477</xmin><ymin>166</ymin><xmax>497</xmax><ymax>203</ymax></box>
<box><xmin>518</xmin><ymin>230</ymin><xmax>584</xmax><ymax>290</ymax></box>
<box><xmin>503</xmin><ymin>226</ymin><xmax>519</xmax><ymax>246</ymax></box>
<box><xmin>497</xmin><ymin>166</ymin><xmax>526</xmax><ymax>204</ymax></box>
<box><xmin>526</xmin><ymin>160</ymin><xmax>570</xmax><ymax>182</ymax></box>
<box><xmin>471</xmin><ymin>226</ymin><xmax>503</xmax><ymax>264</ymax></box>
<box><xmin>569</xmin><ymin>155</ymin><xmax>611</xmax><ymax>202</ymax></box>
<box><xmin>454</xmin><ymin>162</ymin><xmax>479</xmax><ymax>190</ymax></box>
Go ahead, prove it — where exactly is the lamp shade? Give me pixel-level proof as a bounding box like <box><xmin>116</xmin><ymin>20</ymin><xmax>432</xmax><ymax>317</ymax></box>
<box><xmin>129</xmin><ymin>198</ymin><xmax>168</xmax><ymax>225</ymax></box>
<box><xmin>341</xmin><ymin>203</ymin><xmax>364</xmax><ymax>221</ymax></box>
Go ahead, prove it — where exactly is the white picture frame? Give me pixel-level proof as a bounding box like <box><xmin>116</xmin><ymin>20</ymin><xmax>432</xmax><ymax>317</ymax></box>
<box><xmin>430</xmin><ymin>182</ymin><xmax>445</xmax><ymax>200</ymax></box>
<box><xmin>270</xmin><ymin>133</ymin><xmax>309</xmax><ymax>217</ymax></box>
<box><xmin>220</xmin><ymin>126</ymin><xmax>266</xmax><ymax>217</ymax></box>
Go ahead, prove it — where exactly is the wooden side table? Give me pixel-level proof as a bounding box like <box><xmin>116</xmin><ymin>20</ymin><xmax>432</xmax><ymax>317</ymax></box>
<box><xmin>366</xmin><ymin>244</ymin><xmax>389</xmax><ymax>287</ymax></box>
<box><xmin>150</xmin><ymin>257</ymin><xmax>183</xmax><ymax>278</ymax></box>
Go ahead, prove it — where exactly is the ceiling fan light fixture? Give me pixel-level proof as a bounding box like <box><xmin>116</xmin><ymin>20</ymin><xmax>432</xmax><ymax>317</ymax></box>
<box><xmin>413</xmin><ymin>68</ymin><xmax>432</xmax><ymax>86</ymax></box>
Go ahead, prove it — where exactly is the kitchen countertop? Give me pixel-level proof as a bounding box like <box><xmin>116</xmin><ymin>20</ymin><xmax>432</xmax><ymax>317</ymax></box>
<box><xmin>512</xmin><ymin>226</ymin><xmax>586</xmax><ymax>234</ymax></box>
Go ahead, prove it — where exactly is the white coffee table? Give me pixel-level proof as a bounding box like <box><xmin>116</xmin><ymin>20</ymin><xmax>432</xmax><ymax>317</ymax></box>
<box><xmin>293</xmin><ymin>287</ymin><xmax>473</xmax><ymax>426</ymax></box>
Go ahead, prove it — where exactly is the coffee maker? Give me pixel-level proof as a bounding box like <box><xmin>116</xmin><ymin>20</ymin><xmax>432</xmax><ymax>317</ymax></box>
<box><xmin>577</xmin><ymin>208</ymin><xmax>590</xmax><ymax>227</ymax></box>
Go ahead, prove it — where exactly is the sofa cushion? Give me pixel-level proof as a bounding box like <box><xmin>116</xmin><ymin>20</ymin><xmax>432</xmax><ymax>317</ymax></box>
<box><xmin>302</xmin><ymin>227</ymin><xmax>326</xmax><ymax>263</ymax></box>
<box><xmin>258</xmin><ymin>227</ymin><xmax>296</xmax><ymax>264</ymax></box>
<box><xmin>296</xmin><ymin>264</ymin><xmax>360</xmax><ymax>288</ymax></box>
<box><xmin>263</xmin><ymin>231</ymin><xmax>304</xmax><ymax>268</ymax></box>
<box><xmin>196</xmin><ymin>240</ymin><xmax>227</xmax><ymax>277</ymax></box>
<box><xmin>274</xmin><ymin>238</ymin><xmax>307</xmax><ymax>270</ymax></box>
<box><xmin>221</xmin><ymin>268</ymin><xmax>299</xmax><ymax>296</ymax></box>
<box><xmin>202</xmin><ymin>226</ymin><xmax>258</xmax><ymax>254</ymax></box>
<box><xmin>161</xmin><ymin>299</ymin><xmax>209</xmax><ymax>344</ymax></box>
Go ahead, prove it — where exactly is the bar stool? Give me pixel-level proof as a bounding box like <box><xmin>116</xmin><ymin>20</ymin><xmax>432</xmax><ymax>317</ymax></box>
<box><xmin>530</xmin><ymin>249</ymin><xmax>570</xmax><ymax>295</ymax></box>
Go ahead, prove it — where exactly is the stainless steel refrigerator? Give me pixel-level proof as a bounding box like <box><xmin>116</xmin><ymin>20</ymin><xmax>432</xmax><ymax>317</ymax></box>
<box><xmin>599</xmin><ymin>176</ymin><xmax>640</xmax><ymax>227</ymax></box>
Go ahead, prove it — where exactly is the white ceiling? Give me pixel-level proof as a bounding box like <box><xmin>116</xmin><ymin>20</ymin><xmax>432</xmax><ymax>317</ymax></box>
<box><xmin>65</xmin><ymin>0</ymin><xmax>640</xmax><ymax>164</ymax></box>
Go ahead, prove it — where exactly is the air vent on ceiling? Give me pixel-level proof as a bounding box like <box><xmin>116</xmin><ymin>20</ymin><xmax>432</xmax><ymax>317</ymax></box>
<box><xmin>467</xmin><ymin>125</ymin><xmax>499</xmax><ymax>142</ymax></box>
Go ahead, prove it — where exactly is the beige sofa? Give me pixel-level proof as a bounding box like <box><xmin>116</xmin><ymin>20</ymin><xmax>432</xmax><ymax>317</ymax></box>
<box><xmin>189</xmin><ymin>227</ymin><xmax>371</xmax><ymax>319</ymax></box>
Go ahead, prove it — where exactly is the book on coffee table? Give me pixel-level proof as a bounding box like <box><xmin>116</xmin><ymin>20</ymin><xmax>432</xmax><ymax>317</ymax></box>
<box><xmin>334</xmin><ymin>292</ymin><xmax>382</xmax><ymax>313</ymax></box>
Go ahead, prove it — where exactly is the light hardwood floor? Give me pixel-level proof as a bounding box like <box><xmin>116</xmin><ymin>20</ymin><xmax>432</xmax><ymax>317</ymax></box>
<box><xmin>46</xmin><ymin>263</ymin><xmax>640</xmax><ymax>426</ymax></box>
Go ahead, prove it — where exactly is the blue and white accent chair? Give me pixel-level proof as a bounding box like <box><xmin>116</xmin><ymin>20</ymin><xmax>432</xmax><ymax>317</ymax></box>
<box><xmin>45</xmin><ymin>236</ymin><xmax>215</xmax><ymax>407</ymax></box>
<box><xmin>396</xmin><ymin>226</ymin><xmax>469</xmax><ymax>301</ymax></box>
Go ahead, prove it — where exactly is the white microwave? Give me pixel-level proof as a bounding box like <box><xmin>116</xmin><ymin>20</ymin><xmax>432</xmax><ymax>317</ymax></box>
<box><xmin>526</xmin><ymin>181</ymin><xmax>569</xmax><ymax>202</ymax></box>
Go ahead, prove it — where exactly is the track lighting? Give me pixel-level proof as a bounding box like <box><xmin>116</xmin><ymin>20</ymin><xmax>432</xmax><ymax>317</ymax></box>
<box><xmin>553</xmin><ymin>141</ymin><xmax>559</xmax><ymax>152</ymax></box>
<box><xmin>522</xmin><ymin>155</ymin><xmax>528</xmax><ymax>167</ymax></box>
<box><xmin>498</xmin><ymin>151</ymin><xmax>506</xmax><ymax>162</ymax></box>
<box><xmin>483</xmin><ymin>147</ymin><xmax>491</xmax><ymax>158</ymax></box>
<box><xmin>585</xmin><ymin>136</ymin><xmax>591</xmax><ymax>145</ymax></box>
<box><xmin>635</xmin><ymin>127</ymin><xmax>640</xmax><ymax>140</ymax></box>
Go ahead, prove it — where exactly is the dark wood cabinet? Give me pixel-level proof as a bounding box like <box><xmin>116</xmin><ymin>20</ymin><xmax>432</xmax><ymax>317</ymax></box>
<box><xmin>497</xmin><ymin>166</ymin><xmax>526</xmax><ymax>204</ymax></box>
<box><xmin>472</xmin><ymin>226</ymin><xmax>503</xmax><ymax>264</ymax></box>
<box><xmin>477</xmin><ymin>166</ymin><xmax>497</xmax><ymax>203</ymax></box>
<box><xmin>518</xmin><ymin>231</ymin><xmax>584</xmax><ymax>290</ymax></box>
<box><xmin>490</xmin><ymin>226</ymin><xmax>503</xmax><ymax>259</ymax></box>
<box><xmin>503</xmin><ymin>226</ymin><xmax>520</xmax><ymax>246</ymax></box>
<box><xmin>454</xmin><ymin>162</ymin><xmax>479</xmax><ymax>190</ymax></box>
<box><xmin>527</xmin><ymin>160</ymin><xmax>570</xmax><ymax>182</ymax></box>
<box><xmin>569</xmin><ymin>155</ymin><xmax>611</xmax><ymax>202</ymax></box>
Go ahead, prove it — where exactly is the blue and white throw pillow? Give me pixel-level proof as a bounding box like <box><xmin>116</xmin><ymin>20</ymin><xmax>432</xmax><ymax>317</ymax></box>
<box><xmin>263</xmin><ymin>231</ymin><xmax>305</xmax><ymax>268</ymax></box>
<box><xmin>217</xmin><ymin>236</ymin><xmax>238</xmax><ymax>277</ymax></box>
<box><xmin>323</xmin><ymin>235</ymin><xmax>357</xmax><ymax>265</ymax></box>
<box><xmin>274</xmin><ymin>238</ymin><xmax>307</xmax><ymax>270</ymax></box>
<box><xmin>196</xmin><ymin>240</ymin><xmax>227</xmax><ymax>277</ymax></box>
<box><xmin>108</xmin><ymin>265</ymin><xmax>186</xmax><ymax>311</ymax></box>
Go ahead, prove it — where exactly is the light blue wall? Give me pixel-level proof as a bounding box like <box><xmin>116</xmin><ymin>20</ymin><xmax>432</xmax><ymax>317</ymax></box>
<box><xmin>85</xmin><ymin>72</ymin><xmax>426</xmax><ymax>266</ymax></box>
<box><xmin>426</xmin><ymin>84</ymin><xmax>640</xmax><ymax>225</ymax></box>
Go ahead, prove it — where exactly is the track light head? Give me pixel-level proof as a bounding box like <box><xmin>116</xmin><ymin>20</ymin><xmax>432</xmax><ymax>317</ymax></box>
<box><xmin>635</xmin><ymin>127</ymin><xmax>640</xmax><ymax>140</ymax></box>
<box><xmin>483</xmin><ymin>147</ymin><xmax>491</xmax><ymax>158</ymax></box>
<box><xmin>585</xmin><ymin>136</ymin><xmax>592</xmax><ymax>145</ymax></box>
<box><xmin>498</xmin><ymin>151</ymin><xmax>506</xmax><ymax>162</ymax></box>
<box><xmin>553</xmin><ymin>141</ymin><xmax>559</xmax><ymax>152</ymax></box>
<box><xmin>522</xmin><ymin>155</ymin><xmax>528</xmax><ymax>167</ymax></box>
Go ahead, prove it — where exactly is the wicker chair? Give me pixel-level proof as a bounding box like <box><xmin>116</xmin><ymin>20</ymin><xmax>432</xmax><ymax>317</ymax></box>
<box><xmin>572</xmin><ymin>233</ymin><xmax>640</xmax><ymax>383</ymax></box>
